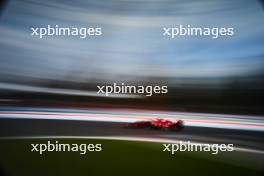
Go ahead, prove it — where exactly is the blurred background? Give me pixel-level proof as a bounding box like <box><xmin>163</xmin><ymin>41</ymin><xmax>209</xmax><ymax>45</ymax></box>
<box><xmin>0</xmin><ymin>2</ymin><xmax>264</xmax><ymax>176</ymax></box>
<box><xmin>0</xmin><ymin>0</ymin><xmax>264</xmax><ymax>115</ymax></box>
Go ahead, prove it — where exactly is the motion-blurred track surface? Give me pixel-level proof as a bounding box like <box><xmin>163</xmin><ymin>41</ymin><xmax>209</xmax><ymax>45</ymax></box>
<box><xmin>0</xmin><ymin>107</ymin><xmax>263</xmax><ymax>151</ymax></box>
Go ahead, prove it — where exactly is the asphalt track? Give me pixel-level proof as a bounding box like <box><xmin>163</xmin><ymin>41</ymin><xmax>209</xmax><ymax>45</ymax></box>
<box><xmin>0</xmin><ymin>107</ymin><xmax>263</xmax><ymax>151</ymax></box>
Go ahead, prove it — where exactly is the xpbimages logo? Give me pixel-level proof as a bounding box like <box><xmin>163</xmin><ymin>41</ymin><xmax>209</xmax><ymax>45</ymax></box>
<box><xmin>162</xmin><ymin>141</ymin><xmax>234</xmax><ymax>155</ymax></box>
<box><xmin>163</xmin><ymin>24</ymin><xmax>234</xmax><ymax>39</ymax></box>
<box><xmin>31</xmin><ymin>141</ymin><xmax>102</xmax><ymax>155</ymax></box>
<box><xmin>97</xmin><ymin>83</ymin><xmax>168</xmax><ymax>96</ymax></box>
<box><xmin>31</xmin><ymin>25</ymin><xmax>102</xmax><ymax>38</ymax></box>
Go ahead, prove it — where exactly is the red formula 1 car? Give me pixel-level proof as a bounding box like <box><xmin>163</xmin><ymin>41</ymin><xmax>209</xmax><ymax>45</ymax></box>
<box><xmin>128</xmin><ymin>118</ymin><xmax>184</xmax><ymax>131</ymax></box>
